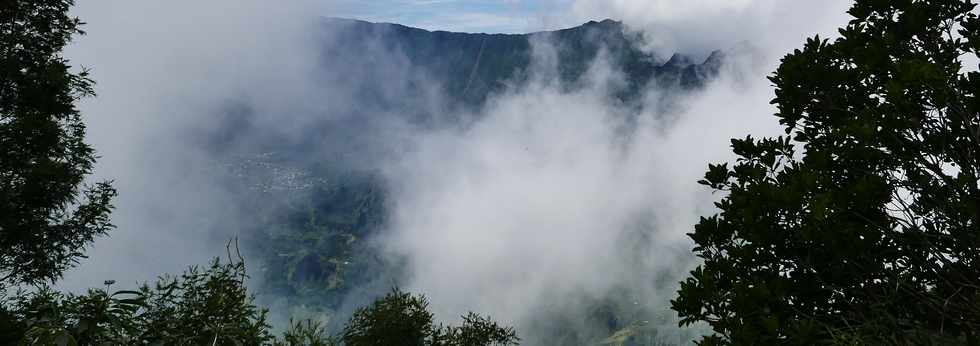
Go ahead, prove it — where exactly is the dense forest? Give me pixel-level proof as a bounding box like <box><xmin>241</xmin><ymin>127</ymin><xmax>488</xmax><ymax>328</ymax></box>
<box><xmin>1</xmin><ymin>0</ymin><xmax>978</xmax><ymax>345</ymax></box>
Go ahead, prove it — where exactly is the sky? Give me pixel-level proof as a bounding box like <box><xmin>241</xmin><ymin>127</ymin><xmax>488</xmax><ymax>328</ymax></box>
<box><xmin>59</xmin><ymin>0</ymin><xmax>854</xmax><ymax>343</ymax></box>
<box><xmin>322</xmin><ymin>0</ymin><xmax>575</xmax><ymax>33</ymax></box>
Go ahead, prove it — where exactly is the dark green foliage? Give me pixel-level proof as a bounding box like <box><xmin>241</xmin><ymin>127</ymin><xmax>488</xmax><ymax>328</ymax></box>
<box><xmin>439</xmin><ymin>313</ymin><xmax>521</xmax><ymax>346</ymax></box>
<box><xmin>274</xmin><ymin>319</ymin><xmax>340</xmax><ymax>346</ymax></box>
<box><xmin>0</xmin><ymin>0</ymin><xmax>116</xmax><ymax>287</ymax></box>
<box><xmin>3</xmin><ymin>259</ymin><xmax>520</xmax><ymax>346</ymax></box>
<box><xmin>343</xmin><ymin>288</ymin><xmax>433</xmax><ymax>345</ymax></box>
<box><xmin>136</xmin><ymin>259</ymin><xmax>274</xmax><ymax>345</ymax></box>
<box><xmin>673</xmin><ymin>0</ymin><xmax>980</xmax><ymax>344</ymax></box>
<box><xmin>242</xmin><ymin>170</ymin><xmax>394</xmax><ymax>321</ymax></box>
<box><xmin>342</xmin><ymin>288</ymin><xmax>519</xmax><ymax>346</ymax></box>
<box><xmin>4</xmin><ymin>259</ymin><xmax>277</xmax><ymax>345</ymax></box>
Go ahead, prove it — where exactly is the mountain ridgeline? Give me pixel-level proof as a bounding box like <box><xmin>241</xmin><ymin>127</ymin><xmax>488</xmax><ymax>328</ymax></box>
<box><xmin>318</xmin><ymin>17</ymin><xmax>722</xmax><ymax>113</ymax></box>
<box><xmin>207</xmin><ymin>18</ymin><xmax>723</xmax><ymax>161</ymax></box>
<box><xmin>226</xmin><ymin>18</ymin><xmax>724</xmax><ymax>345</ymax></box>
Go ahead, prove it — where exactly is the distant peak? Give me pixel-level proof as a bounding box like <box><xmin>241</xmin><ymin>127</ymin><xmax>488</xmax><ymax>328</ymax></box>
<box><xmin>704</xmin><ymin>50</ymin><xmax>725</xmax><ymax>63</ymax></box>
<box><xmin>321</xmin><ymin>17</ymin><xmax>368</xmax><ymax>25</ymax></box>
<box><xmin>322</xmin><ymin>16</ymin><xmax>630</xmax><ymax>36</ymax></box>
<box><xmin>664</xmin><ymin>53</ymin><xmax>694</xmax><ymax>67</ymax></box>
<box><xmin>585</xmin><ymin>19</ymin><xmax>623</xmax><ymax>27</ymax></box>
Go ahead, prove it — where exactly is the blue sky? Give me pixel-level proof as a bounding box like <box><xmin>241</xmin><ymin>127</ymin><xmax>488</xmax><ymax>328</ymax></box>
<box><xmin>323</xmin><ymin>0</ymin><xmax>578</xmax><ymax>34</ymax></box>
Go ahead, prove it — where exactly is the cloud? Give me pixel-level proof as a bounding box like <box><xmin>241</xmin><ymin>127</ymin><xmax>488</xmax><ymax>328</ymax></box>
<box><xmin>57</xmin><ymin>0</ymin><xmax>856</xmax><ymax>344</ymax></box>
<box><xmin>376</xmin><ymin>45</ymin><xmax>763</xmax><ymax>344</ymax></box>
<box><xmin>567</xmin><ymin>0</ymin><xmax>852</xmax><ymax>59</ymax></box>
<box><xmin>376</xmin><ymin>1</ymin><xmax>854</xmax><ymax>343</ymax></box>
<box><xmin>59</xmin><ymin>0</ymin><xmax>331</xmax><ymax>290</ymax></box>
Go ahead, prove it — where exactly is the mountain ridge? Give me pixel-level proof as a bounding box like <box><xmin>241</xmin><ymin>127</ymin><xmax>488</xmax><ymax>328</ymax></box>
<box><xmin>315</xmin><ymin>16</ymin><xmax>723</xmax><ymax>111</ymax></box>
<box><xmin>320</xmin><ymin>17</ymin><xmax>629</xmax><ymax>36</ymax></box>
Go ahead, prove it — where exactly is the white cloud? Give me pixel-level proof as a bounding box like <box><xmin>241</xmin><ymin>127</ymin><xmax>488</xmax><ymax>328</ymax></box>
<box><xmin>377</xmin><ymin>1</ymin><xmax>855</xmax><ymax>342</ymax></box>
<box><xmin>568</xmin><ymin>0</ymin><xmax>852</xmax><ymax>59</ymax></box>
<box><xmin>60</xmin><ymin>0</ymin><xmax>331</xmax><ymax>290</ymax></box>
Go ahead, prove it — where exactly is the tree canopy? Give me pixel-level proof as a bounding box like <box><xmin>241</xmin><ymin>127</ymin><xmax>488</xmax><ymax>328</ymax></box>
<box><xmin>3</xmin><ymin>270</ymin><xmax>519</xmax><ymax>346</ymax></box>
<box><xmin>0</xmin><ymin>0</ymin><xmax>116</xmax><ymax>287</ymax></box>
<box><xmin>672</xmin><ymin>0</ymin><xmax>980</xmax><ymax>344</ymax></box>
<box><xmin>343</xmin><ymin>288</ymin><xmax>519</xmax><ymax>346</ymax></box>
<box><xmin>4</xmin><ymin>259</ymin><xmax>277</xmax><ymax>345</ymax></box>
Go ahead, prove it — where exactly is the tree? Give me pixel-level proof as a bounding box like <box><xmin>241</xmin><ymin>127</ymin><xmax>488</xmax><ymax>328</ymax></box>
<box><xmin>0</xmin><ymin>0</ymin><xmax>116</xmax><ymax>287</ymax></box>
<box><xmin>672</xmin><ymin>0</ymin><xmax>980</xmax><ymax>344</ymax></box>
<box><xmin>4</xmin><ymin>266</ymin><xmax>520</xmax><ymax>346</ymax></box>
<box><xmin>3</xmin><ymin>254</ymin><xmax>345</xmax><ymax>345</ymax></box>
<box><xmin>274</xmin><ymin>319</ymin><xmax>339</xmax><ymax>346</ymax></box>
<box><xmin>6</xmin><ymin>259</ymin><xmax>277</xmax><ymax>345</ymax></box>
<box><xmin>343</xmin><ymin>288</ymin><xmax>519</xmax><ymax>346</ymax></box>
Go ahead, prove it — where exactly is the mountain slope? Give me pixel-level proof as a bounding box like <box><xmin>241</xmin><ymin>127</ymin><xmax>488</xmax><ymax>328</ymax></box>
<box><xmin>217</xmin><ymin>18</ymin><xmax>726</xmax><ymax>344</ymax></box>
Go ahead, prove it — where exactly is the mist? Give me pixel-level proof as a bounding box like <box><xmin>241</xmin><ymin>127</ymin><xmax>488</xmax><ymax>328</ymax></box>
<box><xmin>378</xmin><ymin>1</ymin><xmax>852</xmax><ymax>343</ymax></box>
<box><xmin>60</xmin><ymin>0</ymin><xmax>853</xmax><ymax>344</ymax></box>
<box><xmin>60</xmin><ymin>0</ymin><xmax>332</xmax><ymax>289</ymax></box>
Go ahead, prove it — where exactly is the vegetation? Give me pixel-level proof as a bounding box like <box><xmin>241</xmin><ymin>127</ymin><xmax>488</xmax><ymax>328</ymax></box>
<box><xmin>1</xmin><ymin>253</ymin><xmax>517</xmax><ymax>345</ymax></box>
<box><xmin>342</xmin><ymin>288</ymin><xmax>518</xmax><ymax>346</ymax></box>
<box><xmin>0</xmin><ymin>0</ymin><xmax>116</xmax><ymax>288</ymax></box>
<box><xmin>243</xmin><ymin>171</ymin><xmax>390</xmax><ymax>315</ymax></box>
<box><xmin>672</xmin><ymin>0</ymin><xmax>980</xmax><ymax>344</ymax></box>
<box><xmin>3</xmin><ymin>258</ymin><xmax>277</xmax><ymax>345</ymax></box>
